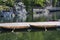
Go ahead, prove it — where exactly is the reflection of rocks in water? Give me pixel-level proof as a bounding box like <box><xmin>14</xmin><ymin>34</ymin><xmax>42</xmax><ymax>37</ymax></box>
<box><xmin>14</xmin><ymin>2</ymin><xmax>27</xmax><ymax>22</ymax></box>
<box><xmin>0</xmin><ymin>9</ymin><xmax>15</xmax><ymax>22</ymax></box>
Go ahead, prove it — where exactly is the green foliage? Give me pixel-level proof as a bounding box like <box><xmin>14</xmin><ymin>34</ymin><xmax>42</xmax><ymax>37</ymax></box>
<box><xmin>33</xmin><ymin>0</ymin><xmax>45</xmax><ymax>7</ymax></box>
<box><xmin>22</xmin><ymin>0</ymin><xmax>31</xmax><ymax>6</ymax></box>
<box><xmin>0</xmin><ymin>0</ymin><xmax>15</xmax><ymax>7</ymax></box>
<box><xmin>0</xmin><ymin>0</ymin><xmax>16</xmax><ymax>11</ymax></box>
<box><xmin>22</xmin><ymin>0</ymin><xmax>45</xmax><ymax>7</ymax></box>
<box><xmin>0</xmin><ymin>5</ymin><xmax>10</xmax><ymax>11</ymax></box>
<box><xmin>52</xmin><ymin>0</ymin><xmax>58</xmax><ymax>7</ymax></box>
<box><xmin>5</xmin><ymin>0</ymin><xmax>15</xmax><ymax>7</ymax></box>
<box><xmin>0</xmin><ymin>0</ymin><xmax>5</xmax><ymax>5</ymax></box>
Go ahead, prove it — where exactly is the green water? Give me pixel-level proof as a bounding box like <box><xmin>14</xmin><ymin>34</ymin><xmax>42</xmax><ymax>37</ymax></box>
<box><xmin>0</xmin><ymin>31</ymin><xmax>60</xmax><ymax>40</ymax></box>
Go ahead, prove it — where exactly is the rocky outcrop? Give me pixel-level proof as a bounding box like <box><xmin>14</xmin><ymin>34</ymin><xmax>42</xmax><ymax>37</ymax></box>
<box><xmin>14</xmin><ymin>2</ymin><xmax>27</xmax><ymax>22</ymax></box>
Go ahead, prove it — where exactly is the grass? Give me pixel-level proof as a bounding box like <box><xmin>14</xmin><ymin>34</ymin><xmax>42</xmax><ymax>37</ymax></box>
<box><xmin>0</xmin><ymin>31</ymin><xmax>60</xmax><ymax>40</ymax></box>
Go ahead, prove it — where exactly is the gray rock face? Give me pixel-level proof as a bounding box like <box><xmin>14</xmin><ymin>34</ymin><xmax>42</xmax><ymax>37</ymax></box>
<box><xmin>14</xmin><ymin>2</ymin><xmax>27</xmax><ymax>22</ymax></box>
<box><xmin>0</xmin><ymin>2</ymin><xmax>27</xmax><ymax>22</ymax></box>
<box><xmin>0</xmin><ymin>9</ymin><xmax>15</xmax><ymax>22</ymax></box>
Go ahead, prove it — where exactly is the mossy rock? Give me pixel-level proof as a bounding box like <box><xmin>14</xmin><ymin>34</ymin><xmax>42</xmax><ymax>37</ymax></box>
<box><xmin>0</xmin><ymin>5</ymin><xmax>10</xmax><ymax>11</ymax></box>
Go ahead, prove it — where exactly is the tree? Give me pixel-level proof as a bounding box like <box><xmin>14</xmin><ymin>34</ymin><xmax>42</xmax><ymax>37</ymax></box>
<box><xmin>22</xmin><ymin>0</ymin><xmax>46</xmax><ymax>21</ymax></box>
<box><xmin>5</xmin><ymin>0</ymin><xmax>15</xmax><ymax>7</ymax></box>
<box><xmin>52</xmin><ymin>0</ymin><xmax>58</xmax><ymax>7</ymax></box>
<box><xmin>22</xmin><ymin>0</ymin><xmax>33</xmax><ymax>21</ymax></box>
<box><xmin>0</xmin><ymin>0</ymin><xmax>16</xmax><ymax>7</ymax></box>
<box><xmin>22</xmin><ymin>0</ymin><xmax>58</xmax><ymax>21</ymax></box>
<box><xmin>33</xmin><ymin>0</ymin><xmax>45</xmax><ymax>7</ymax></box>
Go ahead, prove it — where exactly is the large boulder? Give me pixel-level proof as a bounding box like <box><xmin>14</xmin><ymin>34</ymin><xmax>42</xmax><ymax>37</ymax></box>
<box><xmin>0</xmin><ymin>9</ymin><xmax>15</xmax><ymax>22</ymax></box>
<box><xmin>14</xmin><ymin>2</ymin><xmax>27</xmax><ymax>22</ymax></box>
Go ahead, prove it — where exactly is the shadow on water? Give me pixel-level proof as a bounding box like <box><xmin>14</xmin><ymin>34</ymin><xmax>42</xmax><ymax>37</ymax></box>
<box><xmin>30</xmin><ymin>25</ymin><xmax>57</xmax><ymax>31</ymax></box>
<box><xmin>0</xmin><ymin>25</ymin><xmax>58</xmax><ymax>33</ymax></box>
<box><xmin>0</xmin><ymin>28</ymin><xmax>28</xmax><ymax>33</ymax></box>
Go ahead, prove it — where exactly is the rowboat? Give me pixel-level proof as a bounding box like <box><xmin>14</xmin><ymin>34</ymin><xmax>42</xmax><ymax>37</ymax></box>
<box><xmin>0</xmin><ymin>21</ymin><xmax>60</xmax><ymax>29</ymax></box>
